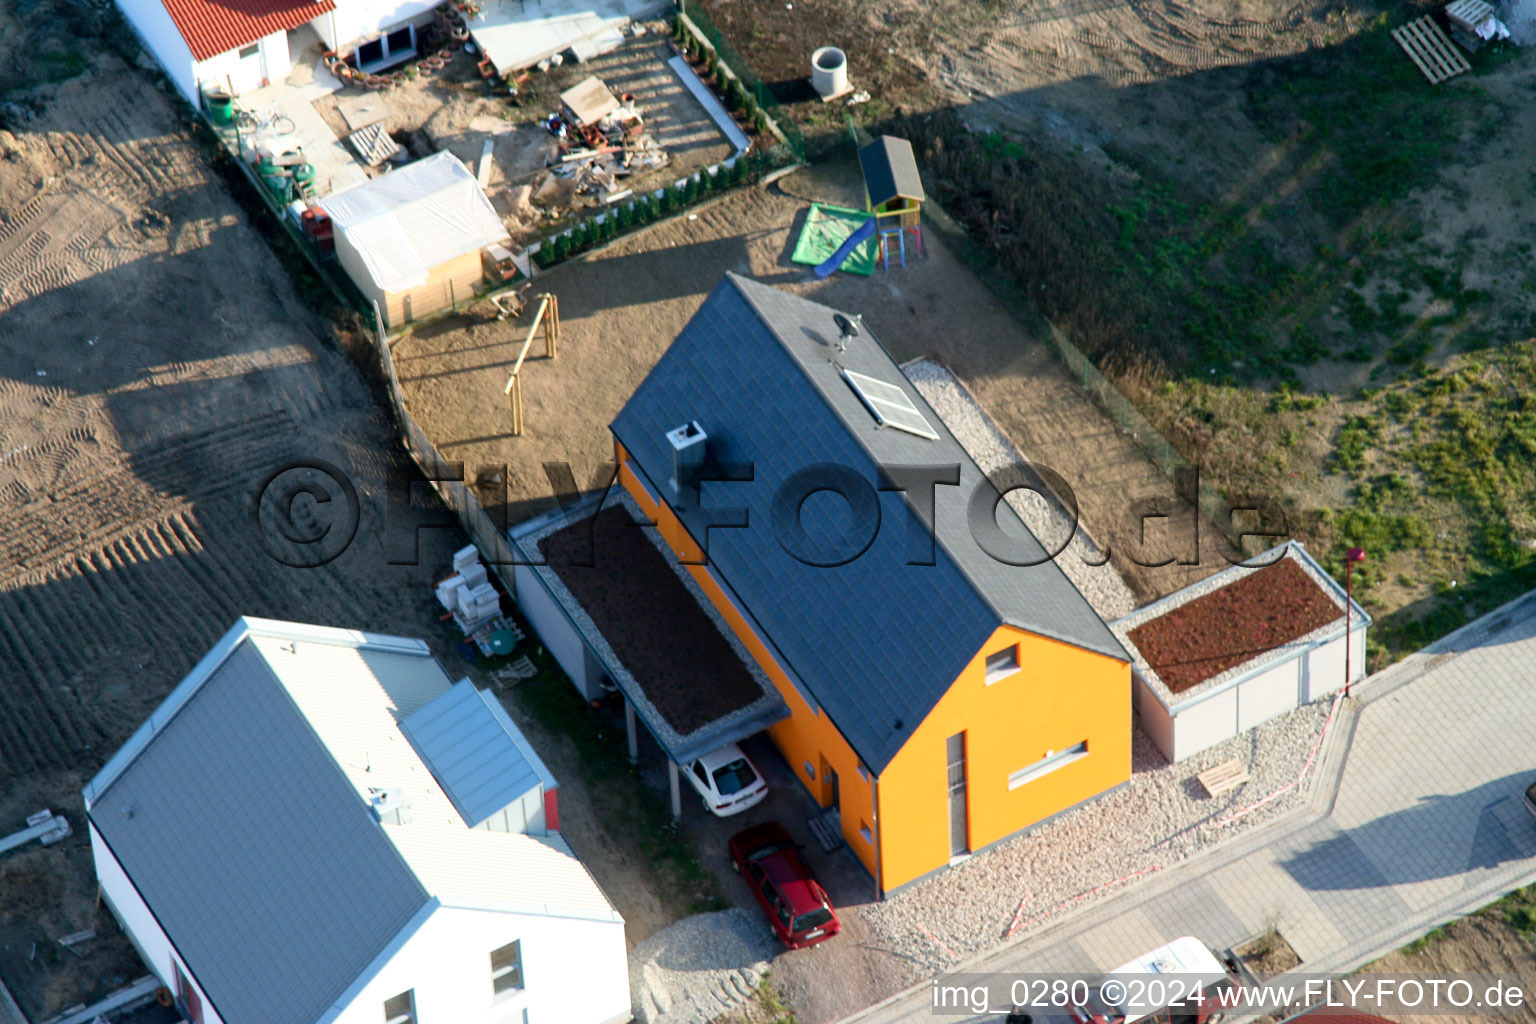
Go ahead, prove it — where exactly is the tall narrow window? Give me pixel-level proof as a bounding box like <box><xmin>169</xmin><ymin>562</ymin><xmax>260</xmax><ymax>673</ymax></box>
<box><xmin>946</xmin><ymin>732</ymin><xmax>968</xmax><ymax>857</ymax></box>
<box><xmin>383</xmin><ymin>990</ymin><xmax>416</xmax><ymax>1024</ymax></box>
<box><xmin>491</xmin><ymin>939</ymin><xmax>525</xmax><ymax>996</ymax></box>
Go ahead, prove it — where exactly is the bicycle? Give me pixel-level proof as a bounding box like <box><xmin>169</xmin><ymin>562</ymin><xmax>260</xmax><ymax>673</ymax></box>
<box><xmin>234</xmin><ymin>104</ymin><xmax>297</xmax><ymax>136</ymax></box>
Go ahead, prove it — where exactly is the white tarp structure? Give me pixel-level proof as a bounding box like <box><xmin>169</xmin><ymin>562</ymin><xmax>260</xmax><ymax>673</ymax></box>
<box><xmin>323</xmin><ymin>151</ymin><xmax>509</xmax><ymax>294</ymax></box>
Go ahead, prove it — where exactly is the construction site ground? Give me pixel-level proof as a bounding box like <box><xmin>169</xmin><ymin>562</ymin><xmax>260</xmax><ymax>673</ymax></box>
<box><xmin>398</xmin><ymin>156</ymin><xmax>1239</xmax><ymax>608</ymax></box>
<box><xmin>701</xmin><ymin>0</ymin><xmax>1536</xmax><ymax>664</ymax></box>
<box><xmin>311</xmin><ymin>28</ymin><xmax>735</xmax><ymax>242</ymax></box>
<box><xmin>0</xmin><ymin>53</ymin><xmax>700</xmax><ymax>1020</ymax></box>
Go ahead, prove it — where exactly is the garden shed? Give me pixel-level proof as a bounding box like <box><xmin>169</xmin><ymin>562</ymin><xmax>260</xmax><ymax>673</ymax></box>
<box><xmin>320</xmin><ymin>151</ymin><xmax>510</xmax><ymax>328</ymax></box>
<box><xmin>1111</xmin><ymin>541</ymin><xmax>1371</xmax><ymax>763</ymax></box>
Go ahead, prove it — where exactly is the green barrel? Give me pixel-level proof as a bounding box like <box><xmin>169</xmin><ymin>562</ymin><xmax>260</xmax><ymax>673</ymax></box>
<box><xmin>258</xmin><ymin>161</ymin><xmax>292</xmax><ymax>202</ymax></box>
<box><xmin>206</xmin><ymin>92</ymin><xmax>234</xmax><ymax>124</ymax></box>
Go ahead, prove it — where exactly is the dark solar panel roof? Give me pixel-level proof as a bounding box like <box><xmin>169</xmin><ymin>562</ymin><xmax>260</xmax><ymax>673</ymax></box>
<box><xmin>610</xmin><ymin>274</ymin><xmax>1126</xmax><ymax>772</ymax></box>
<box><xmin>858</xmin><ymin>135</ymin><xmax>925</xmax><ymax>208</ymax></box>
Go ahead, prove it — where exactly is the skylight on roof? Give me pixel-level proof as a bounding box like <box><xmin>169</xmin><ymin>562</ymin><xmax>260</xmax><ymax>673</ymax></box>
<box><xmin>842</xmin><ymin>368</ymin><xmax>940</xmax><ymax>440</ymax></box>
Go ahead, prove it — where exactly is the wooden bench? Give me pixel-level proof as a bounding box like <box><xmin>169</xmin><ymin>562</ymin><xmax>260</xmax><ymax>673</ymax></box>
<box><xmin>1197</xmin><ymin>759</ymin><xmax>1251</xmax><ymax>797</ymax></box>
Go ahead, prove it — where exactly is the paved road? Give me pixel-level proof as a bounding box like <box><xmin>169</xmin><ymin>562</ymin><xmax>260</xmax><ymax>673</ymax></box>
<box><xmin>843</xmin><ymin>591</ymin><xmax>1536</xmax><ymax>1023</ymax></box>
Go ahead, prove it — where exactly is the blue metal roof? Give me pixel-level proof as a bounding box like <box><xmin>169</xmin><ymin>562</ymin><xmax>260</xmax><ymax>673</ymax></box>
<box><xmin>400</xmin><ymin>679</ymin><xmax>557</xmax><ymax>828</ymax></box>
<box><xmin>610</xmin><ymin>274</ymin><xmax>1128</xmax><ymax>773</ymax></box>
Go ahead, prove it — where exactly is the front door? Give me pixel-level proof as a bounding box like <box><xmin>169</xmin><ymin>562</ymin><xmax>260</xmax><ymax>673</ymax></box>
<box><xmin>820</xmin><ymin>758</ymin><xmax>840</xmax><ymax>829</ymax></box>
<box><xmin>946</xmin><ymin>732</ymin><xmax>968</xmax><ymax>858</ymax></box>
<box><xmin>229</xmin><ymin>41</ymin><xmax>266</xmax><ymax>95</ymax></box>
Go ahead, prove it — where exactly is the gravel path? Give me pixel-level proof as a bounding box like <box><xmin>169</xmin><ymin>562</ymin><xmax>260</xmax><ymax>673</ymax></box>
<box><xmin>860</xmin><ymin>696</ymin><xmax>1334</xmax><ymax>974</ymax></box>
<box><xmin>629</xmin><ymin>908</ymin><xmax>777</xmax><ymax>1024</ymax></box>
<box><xmin>903</xmin><ymin>358</ymin><xmax>1137</xmax><ymax>621</ymax></box>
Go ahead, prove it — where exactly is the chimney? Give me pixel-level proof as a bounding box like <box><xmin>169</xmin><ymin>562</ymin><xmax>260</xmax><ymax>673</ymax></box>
<box><xmin>369</xmin><ymin>787</ymin><xmax>412</xmax><ymax>825</ymax></box>
<box><xmin>666</xmin><ymin>421</ymin><xmax>707</xmax><ymax>497</ymax></box>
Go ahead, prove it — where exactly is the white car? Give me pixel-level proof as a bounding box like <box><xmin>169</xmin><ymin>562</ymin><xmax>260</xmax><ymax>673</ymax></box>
<box><xmin>684</xmin><ymin>743</ymin><xmax>768</xmax><ymax>816</ymax></box>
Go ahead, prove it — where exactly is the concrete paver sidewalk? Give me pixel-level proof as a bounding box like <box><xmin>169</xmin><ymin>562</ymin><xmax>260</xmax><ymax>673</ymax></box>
<box><xmin>843</xmin><ymin>591</ymin><xmax>1536</xmax><ymax>1023</ymax></box>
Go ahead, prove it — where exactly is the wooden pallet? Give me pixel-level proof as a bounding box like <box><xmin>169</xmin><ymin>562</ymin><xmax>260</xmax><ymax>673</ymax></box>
<box><xmin>347</xmin><ymin>122</ymin><xmax>402</xmax><ymax>166</ymax></box>
<box><xmin>1392</xmin><ymin>16</ymin><xmax>1471</xmax><ymax>84</ymax></box>
<box><xmin>1197</xmin><ymin>758</ymin><xmax>1251</xmax><ymax>797</ymax></box>
<box><xmin>493</xmin><ymin>655</ymin><xmax>538</xmax><ymax>686</ymax></box>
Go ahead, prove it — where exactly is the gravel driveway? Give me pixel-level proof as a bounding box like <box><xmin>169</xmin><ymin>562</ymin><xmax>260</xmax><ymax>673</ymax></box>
<box><xmin>628</xmin><ymin>908</ymin><xmax>777</xmax><ymax>1024</ymax></box>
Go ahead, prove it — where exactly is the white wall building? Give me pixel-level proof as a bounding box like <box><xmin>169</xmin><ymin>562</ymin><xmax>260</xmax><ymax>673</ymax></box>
<box><xmin>115</xmin><ymin>0</ymin><xmax>436</xmax><ymax>105</ymax></box>
<box><xmin>1112</xmin><ymin>541</ymin><xmax>1371</xmax><ymax>763</ymax></box>
<box><xmin>83</xmin><ymin>617</ymin><xmax>629</xmax><ymax>1024</ymax></box>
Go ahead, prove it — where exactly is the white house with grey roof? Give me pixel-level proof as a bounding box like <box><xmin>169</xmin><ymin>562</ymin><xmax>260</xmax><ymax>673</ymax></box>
<box><xmin>83</xmin><ymin>617</ymin><xmax>629</xmax><ymax>1024</ymax></box>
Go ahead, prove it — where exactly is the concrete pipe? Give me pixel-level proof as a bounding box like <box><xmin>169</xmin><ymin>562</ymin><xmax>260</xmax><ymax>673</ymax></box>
<box><xmin>811</xmin><ymin>46</ymin><xmax>847</xmax><ymax>98</ymax></box>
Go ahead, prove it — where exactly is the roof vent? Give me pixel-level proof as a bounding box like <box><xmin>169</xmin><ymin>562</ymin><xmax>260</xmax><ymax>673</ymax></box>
<box><xmin>368</xmin><ymin>787</ymin><xmax>412</xmax><ymax>825</ymax></box>
<box><xmin>666</xmin><ymin>421</ymin><xmax>707</xmax><ymax>496</ymax></box>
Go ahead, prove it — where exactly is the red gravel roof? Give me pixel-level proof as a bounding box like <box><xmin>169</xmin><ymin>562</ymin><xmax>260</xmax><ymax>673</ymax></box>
<box><xmin>1127</xmin><ymin>557</ymin><xmax>1342</xmax><ymax>694</ymax></box>
<box><xmin>163</xmin><ymin>0</ymin><xmax>336</xmax><ymax>62</ymax></box>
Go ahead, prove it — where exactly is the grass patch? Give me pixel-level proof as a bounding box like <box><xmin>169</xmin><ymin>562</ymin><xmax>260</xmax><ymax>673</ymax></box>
<box><xmin>1400</xmin><ymin>922</ymin><xmax>1452</xmax><ymax>956</ymax></box>
<box><xmin>1314</xmin><ymin>349</ymin><xmax>1536</xmax><ymax>660</ymax></box>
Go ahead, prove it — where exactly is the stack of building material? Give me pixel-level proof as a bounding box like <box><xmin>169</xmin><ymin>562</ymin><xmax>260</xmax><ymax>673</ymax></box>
<box><xmin>458</xmin><ymin>582</ymin><xmax>501</xmax><ymax>624</ymax></box>
<box><xmin>453</xmin><ymin>544</ymin><xmax>480</xmax><ymax>573</ymax></box>
<box><xmin>436</xmin><ymin>546</ymin><xmax>489</xmax><ymax>612</ymax></box>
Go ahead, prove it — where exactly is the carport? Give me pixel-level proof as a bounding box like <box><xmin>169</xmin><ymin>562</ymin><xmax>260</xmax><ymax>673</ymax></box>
<box><xmin>510</xmin><ymin>490</ymin><xmax>788</xmax><ymax>816</ymax></box>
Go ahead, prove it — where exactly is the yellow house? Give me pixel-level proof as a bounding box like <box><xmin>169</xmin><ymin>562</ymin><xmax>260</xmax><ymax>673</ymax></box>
<box><xmin>610</xmin><ymin>274</ymin><xmax>1131</xmax><ymax>895</ymax></box>
<box><xmin>321</xmin><ymin>151</ymin><xmax>510</xmax><ymax>328</ymax></box>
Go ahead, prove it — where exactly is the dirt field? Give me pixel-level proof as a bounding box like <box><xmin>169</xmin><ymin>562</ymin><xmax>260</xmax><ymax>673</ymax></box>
<box><xmin>0</xmin><ymin>52</ymin><xmax>698</xmax><ymax>1018</ymax></box>
<box><xmin>1358</xmin><ymin>883</ymin><xmax>1536</xmax><ymax>1024</ymax></box>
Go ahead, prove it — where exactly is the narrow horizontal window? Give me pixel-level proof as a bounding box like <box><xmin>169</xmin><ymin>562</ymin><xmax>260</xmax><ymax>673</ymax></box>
<box><xmin>1008</xmin><ymin>741</ymin><xmax>1088</xmax><ymax>790</ymax></box>
<box><xmin>984</xmin><ymin>645</ymin><xmax>1021</xmax><ymax>684</ymax></box>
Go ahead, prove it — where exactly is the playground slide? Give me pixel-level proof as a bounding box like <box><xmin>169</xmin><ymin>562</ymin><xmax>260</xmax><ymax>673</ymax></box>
<box><xmin>814</xmin><ymin>218</ymin><xmax>878</xmax><ymax>279</ymax></box>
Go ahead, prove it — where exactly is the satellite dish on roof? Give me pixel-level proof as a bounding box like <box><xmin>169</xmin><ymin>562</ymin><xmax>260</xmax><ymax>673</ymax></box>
<box><xmin>833</xmin><ymin>313</ymin><xmax>861</xmax><ymax>353</ymax></box>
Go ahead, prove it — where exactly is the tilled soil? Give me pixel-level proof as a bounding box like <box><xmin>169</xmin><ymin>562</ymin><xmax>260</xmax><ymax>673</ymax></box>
<box><xmin>0</xmin><ymin>60</ymin><xmax>461</xmax><ymax>1018</ymax></box>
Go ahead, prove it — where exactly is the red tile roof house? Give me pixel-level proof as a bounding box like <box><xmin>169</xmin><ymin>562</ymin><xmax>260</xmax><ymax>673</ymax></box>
<box><xmin>115</xmin><ymin>0</ymin><xmax>439</xmax><ymax>104</ymax></box>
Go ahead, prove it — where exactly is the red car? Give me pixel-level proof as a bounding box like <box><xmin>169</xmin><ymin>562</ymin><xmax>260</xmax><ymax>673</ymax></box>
<box><xmin>728</xmin><ymin>822</ymin><xmax>840</xmax><ymax>949</ymax></box>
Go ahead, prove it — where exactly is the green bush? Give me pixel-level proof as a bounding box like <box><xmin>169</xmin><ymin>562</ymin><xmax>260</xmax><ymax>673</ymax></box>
<box><xmin>681</xmin><ymin>175</ymin><xmax>700</xmax><ymax>204</ymax></box>
<box><xmin>599</xmin><ymin>214</ymin><xmax>617</xmax><ymax>241</ymax></box>
<box><xmin>726</xmin><ymin>77</ymin><xmax>747</xmax><ymax>112</ymax></box>
<box><xmin>659</xmin><ymin>187</ymin><xmax>678</xmax><ymax>215</ymax></box>
<box><xmin>548</xmin><ymin>232</ymin><xmax>571</xmax><ymax>262</ymax></box>
<box><xmin>635</xmin><ymin>195</ymin><xmax>655</xmax><ymax>223</ymax></box>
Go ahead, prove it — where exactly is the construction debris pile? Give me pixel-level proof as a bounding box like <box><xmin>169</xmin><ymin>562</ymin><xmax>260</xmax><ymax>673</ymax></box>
<box><xmin>535</xmin><ymin>75</ymin><xmax>668</xmax><ymax>208</ymax></box>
